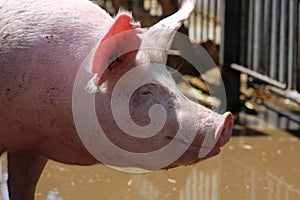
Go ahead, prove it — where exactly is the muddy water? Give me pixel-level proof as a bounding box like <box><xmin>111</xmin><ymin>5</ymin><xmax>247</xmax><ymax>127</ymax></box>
<box><xmin>1</xmin><ymin>114</ymin><xmax>299</xmax><ymax>200</ymax></box>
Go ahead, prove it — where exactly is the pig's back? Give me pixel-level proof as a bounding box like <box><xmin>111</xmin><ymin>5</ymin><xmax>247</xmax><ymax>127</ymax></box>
<box><xmin>0</xmin><ymin>0</ymin><xmax>112</xmax><ymax>156</ymax></box>
<box><xmin>0</xmin><ymin>0</ymin><xmax>112</xmax><ymax>102</ymax></box>
<box><xmin>0</xmin><ymin>0</ymin><xmax>112</xmax><ymax>69</ymax></box>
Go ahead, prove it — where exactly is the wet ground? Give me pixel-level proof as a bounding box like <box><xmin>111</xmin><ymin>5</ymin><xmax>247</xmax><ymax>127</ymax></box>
<box><xmin>1</xmin><ymin>113</ymin><xmax>299</xmax><ymax>200</ymax></box>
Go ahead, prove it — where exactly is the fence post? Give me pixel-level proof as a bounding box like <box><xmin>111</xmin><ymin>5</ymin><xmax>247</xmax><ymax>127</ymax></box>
<box><xmin>221</xmin><ymin>0</ymin><xmax>242</xmax><ymax>113</ymax></box>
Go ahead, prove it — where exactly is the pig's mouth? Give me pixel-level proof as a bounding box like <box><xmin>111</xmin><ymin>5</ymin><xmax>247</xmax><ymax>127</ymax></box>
<box><xmin>165</xmin><ymin>112</ymin><xmax>234</xmax><ymax>164</ymax></box>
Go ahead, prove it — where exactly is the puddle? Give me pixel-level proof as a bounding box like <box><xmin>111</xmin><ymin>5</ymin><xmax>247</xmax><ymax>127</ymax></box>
<box><xmin>1</xmin><ymin>114</ymin><xmax>300</xmax><ymax>200</ymax></box>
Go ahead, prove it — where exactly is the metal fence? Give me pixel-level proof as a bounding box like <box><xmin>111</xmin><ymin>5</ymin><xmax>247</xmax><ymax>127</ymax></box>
<box><xmin>188</xmin><ymin>0</ymin><xmax>221</xmax><ymax>43</ymax></box>
<box><xmin>238</xmin><ymin>0</ymin><xmax>300</xmax><ymax>97</ymax></box>
<box><xmin>222</xmin><ymin>0</ymin><xmax>300</xmax><ymax>123</ymax></box>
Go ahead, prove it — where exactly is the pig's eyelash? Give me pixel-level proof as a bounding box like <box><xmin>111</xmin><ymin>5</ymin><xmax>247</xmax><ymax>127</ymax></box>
<box><xmin>137</xmin><ymin>90</ymin><xmax>153</xmax><ymax>96</ymax></box>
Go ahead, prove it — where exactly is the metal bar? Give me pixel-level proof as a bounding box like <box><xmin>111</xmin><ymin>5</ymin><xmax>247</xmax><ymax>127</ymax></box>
<box><xmin>253</xmin><ymin>0</ymin><xmax>262</xmax><ymax>72</ymax></box>
<box><xmin>217</xmin><ymin>0</ymin><xmax>221</xmax><ymax>43</ymax></box>
<box><xmin>239</xmin><ymin>0</ymin><xmax>247</xmax><ymax>66</ymax></box>
<box><xmin>267</xmin><ymin>86</ymin><xmax>300</xmax><ymax>104</ymax></box>
<box><xmin>200</xmin><ymin>0</ymin><xmax>204</xmax><ymax>41</ymax></box>
<box><xmin>210</xmin><ymin>0</ymin><xmax>213</xmax><ymax>41</ymax></box>
<box><xmin>214</xmin><ymin>0</ymin><xmax>218</xmax><ymax>41</ymax></box>
<box><xmin>278</xmin><ymin>0</ymin><xmax>287</xmax><ymax>83</ymax></box>
<box><xmin>270</xmin><ymin>0</ymin><xmax>279</xmax><ymax>79</ymax></box>
<box><xmin>263</xmin><ymin>0</ymin><xmax>272</xmax><ymax>75</ymax></box>
<box><xmin>221</xmin><ymin>0</ymin><xmax>242</xmax><ymax>113</ymax></box>
<box><xmin>297</xmin><ymin>0</ymin><xmax>300</xmax><ymax>92</ymax></box>
<box><xmin>231</xmin><ymin>64</ymin><xmax>287</xmax><ymax>89</ymax></box>
<box><xmin>192</xmin><ymin>2</ymin><xmax>197</xmax><ymax>41</ymax></box>
<box><xmin>288</xmin><ymin>0</ymin><xmax>296</xmax><ymax>89</ymax></box>
<box><xmin>247</xmin><ymin>0</ymin><xmax>254</xmax><ymax>69</ymax></box>
<box><xmin>262</xmin><ymin>100</ymin><xmax>300</xmax><ymax>124</ymax></box>
<box><xmin>219</xmin><ymin>0</ymin><xmax>225</xmax><ymax>64</ymax></box>
<box><xmin>207</xmin><ymin>0</ymin><xmax>210</xmax><ymax>41</ymax></box>
<box><xmin>195</xmin><ymin>0</ymin><xmax>199</xmax><ymax>42</ymax></box>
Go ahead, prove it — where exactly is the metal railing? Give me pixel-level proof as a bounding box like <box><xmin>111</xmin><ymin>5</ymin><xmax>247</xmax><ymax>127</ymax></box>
<box><xmin>188</xmin><ymin>0</ymin><xmax>221</xmax><ymax>43</ymax></box>
<box><xmin>239</xmin><ymin>0</ymin><xmax>300</xmax><ymax>98</ymax></box>
<box><xmin>222</xmin><ymin>0</ymin><xmax>300</xmax><ymax>123</ymax></box>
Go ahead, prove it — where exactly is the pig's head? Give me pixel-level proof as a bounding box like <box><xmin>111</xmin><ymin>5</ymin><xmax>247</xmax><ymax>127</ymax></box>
<box><xmin>75</xmin><ymin>0</ymin><xmax>233</xmax><ymax>171</ymax></box>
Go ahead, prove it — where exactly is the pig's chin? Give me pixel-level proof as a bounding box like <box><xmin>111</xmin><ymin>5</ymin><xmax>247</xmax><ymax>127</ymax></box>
<box><xmin>163</xmin><ymin>139</ymin><xmax>222</xmax><ymax>170</ymax></box>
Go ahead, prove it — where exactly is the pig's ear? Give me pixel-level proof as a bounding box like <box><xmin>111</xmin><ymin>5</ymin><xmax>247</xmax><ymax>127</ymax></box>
<box><xmin>91</xmin><ymin>13</ymin><xmax>141</xmax><ymax>88</ymax></box>
<box><xmin>141</xmin><ymin>0</ymin><xmax>195</xmax><ymax>63</ymax></box>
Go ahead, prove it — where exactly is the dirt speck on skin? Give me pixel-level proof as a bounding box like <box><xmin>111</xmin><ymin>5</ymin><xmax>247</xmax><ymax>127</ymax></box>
<box><xmin>0</xmin><ymin>114</ymin><xmax>300</xmax><ymax>200</ymax></box>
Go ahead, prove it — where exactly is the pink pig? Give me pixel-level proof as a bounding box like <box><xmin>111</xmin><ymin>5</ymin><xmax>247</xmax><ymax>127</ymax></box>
<box><xmin>0</xmin><ymin>0</ymin><xmax>234</xmax><ymax>199</ymax></box>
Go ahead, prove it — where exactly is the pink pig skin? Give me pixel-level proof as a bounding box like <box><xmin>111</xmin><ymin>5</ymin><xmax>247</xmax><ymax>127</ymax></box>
<box><xmin>0</xmin><ymin>0</ymin><xmax>111</xmax><ymax>162</ymax></box>
<box><xmin>0</xmin><ymin>0</ymin><xmax>233</xmax><ymax>199</ymax></box>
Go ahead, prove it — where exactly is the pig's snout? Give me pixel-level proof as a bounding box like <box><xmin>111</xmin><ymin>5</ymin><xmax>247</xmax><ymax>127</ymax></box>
<box><xmin>165</xmin><ymin>111</ymin><xmax>234</xmax><ymax>169</ymax></box>
<box><xmin>215</xmin><ymin>112</ymin><xmax>234</xmax><ymax>148</ymax></box>
<box><xmin>196</xmin><ymin>111</ymin><xmax>234</xmax><ymax>160</ymax></box>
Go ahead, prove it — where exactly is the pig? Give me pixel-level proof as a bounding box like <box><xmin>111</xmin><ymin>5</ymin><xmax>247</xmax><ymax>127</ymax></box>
<box><xmin>0</xmin><ymin>0</ymin><xmax>234</xmax><ymax>199</ymax></box>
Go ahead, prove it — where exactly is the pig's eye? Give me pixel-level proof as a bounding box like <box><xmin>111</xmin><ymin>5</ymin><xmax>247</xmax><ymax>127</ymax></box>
<box><xmin>138</xmin><ymin>90</ymin><xmax>153</xmax><ymax>96</ymax></box>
